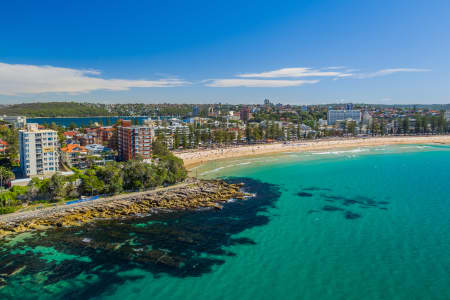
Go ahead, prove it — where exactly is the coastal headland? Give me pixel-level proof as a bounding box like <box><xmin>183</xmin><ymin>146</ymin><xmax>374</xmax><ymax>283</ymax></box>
<box><xmin>176</xmin><ymin>136</ymin><xmax>450</xmax><ymax>169</ymax></box>
<box><xmin>0</xmin><ymin>179</ymin><xmax>247</xmax><ymax>238</ymax></box>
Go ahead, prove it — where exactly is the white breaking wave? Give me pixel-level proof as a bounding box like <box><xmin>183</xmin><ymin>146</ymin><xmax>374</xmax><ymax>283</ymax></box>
<box><xmin>199</xmin><ymin>166</ymin><xmax>227</xmax><ymax>175</ymax></box>
<box><xmin>312</xmin><ymin>148</ymin><xmax>368</xmax><ymax>155</ymax></box>
<box><xmin>199</xmin><ymin>161</ymin><xmax>252</xmax><ymax>175</ymax></box>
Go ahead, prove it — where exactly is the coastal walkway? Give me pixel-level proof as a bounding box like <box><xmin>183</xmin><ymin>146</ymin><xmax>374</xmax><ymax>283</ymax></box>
<box><xmin>0</xmin><ymin>181</ymin><xmax>192</xmax><ymax>224</ymax></box>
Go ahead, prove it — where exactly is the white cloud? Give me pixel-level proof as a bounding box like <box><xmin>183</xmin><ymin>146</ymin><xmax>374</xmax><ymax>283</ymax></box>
<box><xmin>238</xmin><ymin>67</ymin><xmax>351</xmax><ymax>78</ymax></box>
<box><xmin>1</xmin><ymin>62</ymin><xmax>430</xmax><ymax>94</ymax></box>
<box><xmin>205</xmin><ymin>78</ymin><xmax>319</xmax><ymax>88</ymax></box>
<box><xmin>324</xmin><ymin>66</ymin><xmax>347</xmax><ymax>70</ymax></box>
<box><xmin>353</xmin><ymin>68</ymin><xmax>430</xmax><ymax>79</ymax></box>
<box><xmin>0</xmin><ymin>62</ymin><xmax>188</xmax><ymax>95</ymax></box>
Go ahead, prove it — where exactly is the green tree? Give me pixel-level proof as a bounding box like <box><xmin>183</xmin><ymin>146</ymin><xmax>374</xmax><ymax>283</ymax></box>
<box><xmin>69</xmin><ymin>122</ymin><xmax>77</xmax><ymax>130</ymax></box>
<box><xmin>0</xmin><ymin>166</ymin><xmax>14</xmax><ymax>188</ymax></box>
<box><xmin>245</xmin><ymin>125</ymin><xmax>251</xmax><ymax>143</ymax></box>
<box><xmin>402</xmin><ymin>117</ymin><xmax>409</xmax><ymax>134</ymax></box>
<box><xmin>379</xmin><ymin>119</ymin><xmax>386</xmax><ymax>136</ymax></box>
<box><xmin>152</xmin><ymin>137</ymin><xmax>170</xmax><ymax>156</ymax></box>
<box><xmin>47</xmin><ymin>174</ymin><xmax>67</xmax><ymax>201</ymax></box>
<box><xmin>174</xmin><ymin>129</ymin><xmax>181</xmax><ymax>149</ymax></box>
<box><xmin>81</xmin><ymin>170</ymin><xmax>104</xmax><ymax>196</ymax></box>
<box><xmin>158</xmin><ymin>153</ymin><xmax>187</xmax><ymax>184</ymax></box>
<box><xmin>96</xmin><ymin>163</ymin><xmax>124</xmax><ymax>195</ymax></box>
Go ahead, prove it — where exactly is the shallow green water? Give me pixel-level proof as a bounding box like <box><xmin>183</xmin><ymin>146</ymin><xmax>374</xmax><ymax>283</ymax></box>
<box><xmin>1</xmin><ymin>144</ymin><xmax>450</xmax><ymax>300</ymax></box>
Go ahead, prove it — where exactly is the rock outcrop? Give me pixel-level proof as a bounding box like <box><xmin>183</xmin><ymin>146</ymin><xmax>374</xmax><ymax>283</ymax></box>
<box><xmin>0</xmin><ymin>179</ymin><xmax>248</xmax><ymax>238</ymax></box>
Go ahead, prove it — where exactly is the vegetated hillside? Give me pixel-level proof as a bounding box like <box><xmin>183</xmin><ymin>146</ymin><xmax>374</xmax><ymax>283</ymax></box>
<box><xmin>0</xmin><ymin>102</ymin><xmax>110</xmax><ymax>117</ymax></box>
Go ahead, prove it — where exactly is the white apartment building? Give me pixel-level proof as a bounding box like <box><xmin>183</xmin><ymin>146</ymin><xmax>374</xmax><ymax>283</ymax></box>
<box><xmin>0</xmin><ymin>115</ymin><xmax>27</xmax><ymax>128</ymax></box>
<box><xmin>327</xmin><ymin>110</ymin><xmax>361</xmax><ymax>125</ymax></box>
<box><xmin>19</xmin><ymin>123</ymin><xmax>59</xmax><ymax>177</ymax></box>
<box><xmin>445</xmin><ymin>110</ymin><xmax>450</xmax><ymax>121</ymax></box>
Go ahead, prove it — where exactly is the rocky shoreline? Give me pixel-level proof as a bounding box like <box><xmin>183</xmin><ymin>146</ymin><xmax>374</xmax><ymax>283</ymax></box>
<box><xmin>0</xmin><ymin>179</ymin><xmax>248</xmax><ymax>238</ymax></box>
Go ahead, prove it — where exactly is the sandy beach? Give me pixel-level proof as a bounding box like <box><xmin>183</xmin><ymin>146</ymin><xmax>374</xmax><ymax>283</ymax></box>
<box><xmin>176</xmin><ymin>135</ymin><xmax>450</xmax><ymax>169</ymax></box>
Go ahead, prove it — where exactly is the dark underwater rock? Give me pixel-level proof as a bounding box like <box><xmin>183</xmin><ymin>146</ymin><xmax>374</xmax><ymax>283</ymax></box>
<box><xmin>344</xmin><ymin>211</ymin><xmax>361</xmax><ymax>219</ymax></box>
<box><xmin>303</xmin><ymin>187</ymin><xmax>331</xmax><ymax>191</ymax></box>
<box><xmin>297</xmin><ymin>192</ymin><xmax>313</xmax><ymax>197</ymax></box>
<box><xmin>0</xmin><ymin>177</ymin><xmax>282</xmax><ymax>300</ymax></box>
<box><xmin>322</xmin><ymin>205</ymin><xmax>344</xmax><ymax>211</ymax></box>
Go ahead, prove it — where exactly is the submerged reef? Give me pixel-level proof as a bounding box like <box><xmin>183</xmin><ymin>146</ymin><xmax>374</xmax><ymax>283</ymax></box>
<box><xmin>0</xmin><ymin>178</ymin><xmax>281</xmax><ymax>299</ymax></box>
<box><xmin>297</xmin><ymin>186</ymin><xmax>389</xmax><ymax>220</ymax></box>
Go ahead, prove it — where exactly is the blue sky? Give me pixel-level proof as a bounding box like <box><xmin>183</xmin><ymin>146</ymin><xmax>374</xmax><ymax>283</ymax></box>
<box><xmin>1</xmin><ymin>0</ymin><xmax>449</xmax><ymax>104</ymax></box>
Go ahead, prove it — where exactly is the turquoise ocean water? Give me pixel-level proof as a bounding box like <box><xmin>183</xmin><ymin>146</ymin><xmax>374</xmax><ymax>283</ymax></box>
<box><xmin>1</xmin><ymin>144</ymin><xmax>450</xmax><ymax>299</ymax></box>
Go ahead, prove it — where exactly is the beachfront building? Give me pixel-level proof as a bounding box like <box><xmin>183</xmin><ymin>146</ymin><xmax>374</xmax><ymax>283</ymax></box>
<box><xmin>19</xmin><ymin>123</ymin><xmax>59</xmax><ymax>177</ymax></box>
<box><xmin>0</xmin><ymin>115</ymin><xmax>27</xmax><ymax>128</ymax></box>
<box><xmin>327</xmin><ymin>110</ymin><xmax>361</xmax><ymax>125</ymax></box>
<box><xmin>117</xmin><ymin>121</ymin><xmax>154</xmax><ymax>161</ymax></box>
<box><xmin>445</xmin><ymin>110</ymin><xmax>450</xmax><ymax>122</ymax></box>
<box><xmin>60</xmin><ymin>144</ymin><xmax>88</xmax><ymax>169</ymax></box>
<box><xmin>362</xmin><ymin>111</ymin><xmax>372</xmax><ymax>125</ymax></box>
<box><xmin>240</xmin><ymin>106</ymin><xmax>251</xmax><ymax>122</ymax></box>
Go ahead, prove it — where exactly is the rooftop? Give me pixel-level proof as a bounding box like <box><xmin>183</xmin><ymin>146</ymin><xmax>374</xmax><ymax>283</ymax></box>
<box><xmin>61</xmin><ymin>144</ymin><xmax>87</xmax><ymax>153</ymax></box>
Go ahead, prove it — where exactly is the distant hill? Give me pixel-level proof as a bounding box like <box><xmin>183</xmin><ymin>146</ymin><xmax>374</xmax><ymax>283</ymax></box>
<box><xmin>0</xmin><ymin>102</ymin><xmax>110</xmax><ymax>117</ymax></box>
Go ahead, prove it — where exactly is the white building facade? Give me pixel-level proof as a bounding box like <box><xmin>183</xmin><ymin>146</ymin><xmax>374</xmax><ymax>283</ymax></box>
<box><xmin>0</xmin><ymin>115</ymin><xmax>27</xmax><ymax>128</ymax></box>
<box><xmin>19</xmin><ymin>123</ymin><xmax>59</xmax><ymax>177</ymax></box>
<box><xmin>327</xmin><ymin>110</ymin><xmax>362</xmax><ymax>125</ymax></box>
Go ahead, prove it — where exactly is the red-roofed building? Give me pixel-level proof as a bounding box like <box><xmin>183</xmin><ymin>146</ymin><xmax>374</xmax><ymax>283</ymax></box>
<box><xmin>60</xmin><ymin>144</ymin><xmax>88</xmax><ymax>169</ymax></box>
<box><xmin>63</xmin><ymin>131</ymin><xmax>78</xmax><ymax>139</ymax></box>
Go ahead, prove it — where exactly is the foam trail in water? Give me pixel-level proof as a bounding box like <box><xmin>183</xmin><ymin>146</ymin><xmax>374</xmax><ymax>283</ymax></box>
<box><xmin>312</xmin><ymin>148</ymin><xmax>368</xmax><ymax>155</ymax></box>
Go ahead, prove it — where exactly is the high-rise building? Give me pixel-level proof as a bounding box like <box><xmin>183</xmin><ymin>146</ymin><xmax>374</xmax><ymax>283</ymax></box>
<box><xmin>445</xmin><ymin>110</ymin><xmax>450</xmax><ymax>121</ymax></box>
<box><xmin>362</xmin><ymin>111</ymin><xmax>372</xmax><ymax>125</ymax></box>
<box><xmin>117</xmin><ymin>121</ymin><xmax>154</xmax><ymax>161</ymax></box>
<box><xmin>19</xmin><ymin>123</ymin><xmax>59</xmax><ymax>177</ymax></box>
<box><xmin>240</xmin><ymin>106</ymin><xmax>250</xmax><ymax>122</ymax></box>
<box><xmin>192</xmin><ymin>105</ymin><xmax>199</xmax><ymax>116</ymax></box>
<box><xmin>327</xmin><ymin>110</ymin><xmax>361</xmax><ymax>125</ymax></box>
